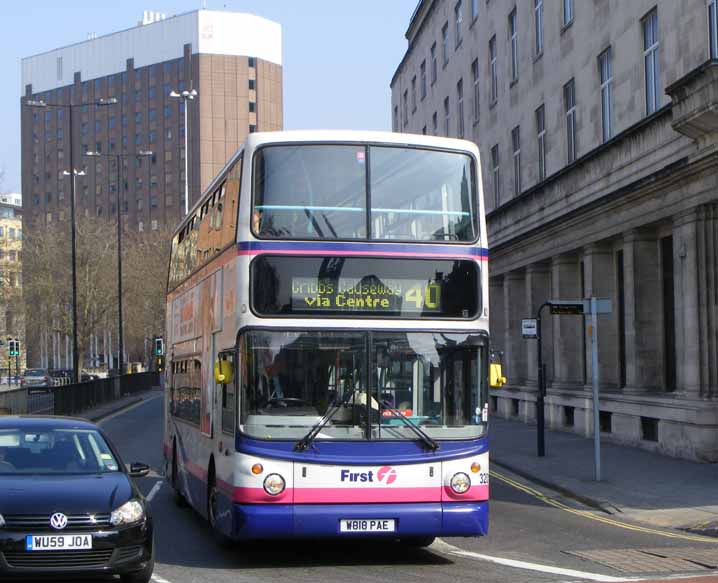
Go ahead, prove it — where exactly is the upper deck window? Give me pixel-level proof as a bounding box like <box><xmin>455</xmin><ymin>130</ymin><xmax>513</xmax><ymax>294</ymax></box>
<box><xmin>253</xmin><ymin>144</ymin><xmax>478</xmax><ymax>243</ymax></box>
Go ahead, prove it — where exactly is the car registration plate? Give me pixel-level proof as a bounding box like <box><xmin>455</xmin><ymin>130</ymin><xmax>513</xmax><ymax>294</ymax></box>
<box><xmin>26</xmin><ymin>534</ymin><xmax>93</xmax><ymax>551</ymax></box>
<box><xmin>339</xmin><ymin>519</ymin><xmax>396</xmax><ymax>533</ymax></box>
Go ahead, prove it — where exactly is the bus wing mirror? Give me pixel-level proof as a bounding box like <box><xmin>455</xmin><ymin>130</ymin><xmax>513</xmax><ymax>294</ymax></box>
<box><xmin>214</xmin><ymin>359</ymin><xmax>234</xmax><ymax>385</ymax></box>
<box><xmin>490</xmin><ymin>363</ymin><xmax>507</xmax><ymax>388</ymax></box>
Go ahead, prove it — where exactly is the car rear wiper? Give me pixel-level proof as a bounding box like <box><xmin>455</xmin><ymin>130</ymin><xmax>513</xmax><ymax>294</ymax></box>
<box><xmin>380</xmin><ymin>401</ymin><xmax>439</xmax><ymax>451</ymax></box>
<box><xmin>294</xmin><ymin>390</ymin><xmax>357</xmax><ymax>452</ymax></box>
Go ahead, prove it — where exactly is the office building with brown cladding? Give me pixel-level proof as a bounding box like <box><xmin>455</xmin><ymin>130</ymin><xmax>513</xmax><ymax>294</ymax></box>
<box><xmin>21</xmin><ymin>9</ymin><xmax>283</xmax><ymax>232</ymax></box>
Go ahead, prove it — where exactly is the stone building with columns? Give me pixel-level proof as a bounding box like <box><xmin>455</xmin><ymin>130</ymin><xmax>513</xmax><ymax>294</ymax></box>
<box><xmin>391</xmin><ymin>0</ymin><xmax>718</xmax><ymax>460</ymax></box>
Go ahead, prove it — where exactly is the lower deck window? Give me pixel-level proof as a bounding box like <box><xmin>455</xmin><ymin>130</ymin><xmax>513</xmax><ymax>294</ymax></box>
<box><xmin>171</xmin><ymin>358</ymin><xmax>202</xmax><ymax>426</ymax></box>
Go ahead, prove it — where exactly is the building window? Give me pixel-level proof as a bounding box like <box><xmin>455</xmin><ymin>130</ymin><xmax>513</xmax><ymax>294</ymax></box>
<box><xmin>491</xmin><ymin>144</ymin><xmax>500</xmax><ymax>207</ymax></box>
<box><xmin>643</xmin><ymin>9</ymin><xmax>661</xmax><ymax>115</ymax></box>
<box><xmin>432</xmin><ymin>111</ymin><xmax>438</xmax><ymax>135</ymax></box>
<box><xmin>248</xmin><ymin>56</ymin><xmax>256</xmax><ymax>68</ymax></box>
<box><xmin>471</xmin><ymin>0</ymin><xmax>478</xmax><ymax>20</ymax></box>
<box><xmin>509</xmin><ymin>8</ymin><xmax>519</xmax><ymax>82</ymax></box>
<box><xmin>411</xmin><ymin>76</ymin><xmax>417</xmax><ymax>111</ymax></box>
<box><xmin>564</xmin><ymin>78</ymin><xmax>577</xmax><ymax>163</ymax></box>
<box><xmin>249</xmin><ymin>102</ymin><xmax>256</xmax><ymax>113</ymax></box>
<box><xmin>430</xmin><ymin>43</ymin><xmax>438</xmax><ymax>84</ymax></box>
<box><xmin>420</xmin><ymin>60</ymin><xmax>427</xmax><ymax>100</ymax></box>
<box><xmin>710</xmin><ymin>0</ymin><xmax>718</xmax><ymax>58</ymax></box>
<box><xmin>471</xmin><ymin>58</ymin><xmax>480</xmax><ymax>122</ymax></box>
<box><xmin>402</xmin><ymin>90</ymin><xmax>408</xmax><ymax>127</ymax></box>
<box><xmin>511</xmin><ymin>126</ymin><xmax>521</xmax><ymax>195</ymax></box>
<box><xmin>457</xmin><ymin>79</ymin><xmax>465</xmax><ymax>137</ymax></box>
<box><xmin>599</xmin><ymin>47</ymin><xmax>613</xmax><ymax>142</ymax></box>
<box><xmin>536</xmin><ymin>104</ymin><xmax>546</xmax><ymax>181</ymax></box>
<box><xmin>442</xmin><ymin>22</ymin><xmax>449</xmax><ymax>65</ymax></box>
<box><xmin>489</xmin><ymin>35</ymin><xmax>498</xmax><ymax>103</ymax></box>
<box><xmin>393</xmin><ymin>105</ymin><xmax>399</xmax><ymax>131</ymax></box>
<box><xmin>249</xmin><ymin>124</ymin><xmax>257</xmax><ymax>133</ymax></box>
<box><xmin>455</xmin><ymin>0</ymin><xmax>463</xmax><ymax>47</ymax></box>
<box><xmin>534</xmin><ymin>0</ymin><xmax>543</xmax><ymax>55</ymax></box>
<box><xmin>443</xmin><ymin>96</ymin><xmax>450</xmax><ymax>136</ymax></box>
<box><xmin>249</xmin><ymin>79</ymin><xmax>256</xmax><ymax>90</ymax></box>
<box><xmin>563</xmin><ymin>0</ymin><xmax>574</xmax><ymax>26</ymax></box>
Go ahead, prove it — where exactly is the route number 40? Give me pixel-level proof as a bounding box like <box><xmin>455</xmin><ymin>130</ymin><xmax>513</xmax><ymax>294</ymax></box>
<box><xmin>404</xmin><ymin>284</ymin><xmax>442</xmax><ymax>310</ymax></box>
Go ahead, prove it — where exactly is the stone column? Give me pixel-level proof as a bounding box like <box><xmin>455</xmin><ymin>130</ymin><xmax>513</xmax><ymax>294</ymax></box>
<box><xmin>525</xmin><ymin>263</ymin><xmax>552</xmax><ymax>387</ymax></box>
<box><xmin>504</xmin><ymin>270</ymin><xmax>527</xmax><ymax>386</ymax></box>
<box><xmin>551</xmin><ymin>254</ymin><xmax>583</xmax><ymax>388</ymax></box>
<box><xmin>582</xmin><ymin>243</ymin><xmax>619</xmax><ymax>390</ymax></box>
<box><xmin>673</xmin><ymin>209</ymin><xmax>702</xmax><ymax>397</ymax></box>
<box><xmin>489</xmin><ymin>276</ymin><xmax>505</xmax><ymax>351</ymax></box>
<box><xmin>623</xmin><ymin>229</ymin><xmax>662</xmax><ymax>391</ymax></box>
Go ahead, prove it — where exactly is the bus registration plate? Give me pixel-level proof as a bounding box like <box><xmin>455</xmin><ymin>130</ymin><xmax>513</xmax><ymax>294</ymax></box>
<box><xmin>339</xmin><ymin>519</ymin><xmax>396</xmax><ymax>533</ymax></box>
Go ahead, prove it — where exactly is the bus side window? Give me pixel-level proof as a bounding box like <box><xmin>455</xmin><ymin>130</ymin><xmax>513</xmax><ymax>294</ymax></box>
<box><xmin>219</xmin><ymin>352</ymin><xmax>237</xmax><ymax>435</ymax></box>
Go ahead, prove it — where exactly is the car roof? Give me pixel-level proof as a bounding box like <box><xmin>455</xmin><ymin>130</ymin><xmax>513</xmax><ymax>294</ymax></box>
<box><xmin>0</xmin><ymin>416</ymin><xmax>99</xmax><ymax>431</ymax></box>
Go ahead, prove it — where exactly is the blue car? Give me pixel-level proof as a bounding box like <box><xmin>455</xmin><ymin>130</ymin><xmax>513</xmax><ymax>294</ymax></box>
<box><xmin>0</xmin><ymin>416</ymin><xmax>154</xmax><ymax>582</ymax></box>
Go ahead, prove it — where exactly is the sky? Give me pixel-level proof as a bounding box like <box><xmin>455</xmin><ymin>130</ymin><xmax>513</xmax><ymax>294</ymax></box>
<box><xmin>0</xmin><ymin>0</ymin><xmax>416</xmax><ymax>193</ymax></box>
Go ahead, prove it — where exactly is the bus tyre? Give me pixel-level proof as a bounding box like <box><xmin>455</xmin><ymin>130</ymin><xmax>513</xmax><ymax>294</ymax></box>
<box><xmin>171</xmin><ymin>442</ymin><xmax>188</xmax><ymax>508</ymax></box>
<box><xmin>399</xmin><ymin>536</ymin><xmax>436</xmax><ymax>548</ymax></box>
<box><xmin>207</xmin><ymin>465</ymin><xmax>233</xmax><ymax>548</ymax></box>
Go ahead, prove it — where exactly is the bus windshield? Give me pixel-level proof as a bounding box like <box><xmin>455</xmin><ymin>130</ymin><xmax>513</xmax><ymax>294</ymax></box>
<box><xmin>239</xmin><ymin>330</ymin><xmax>488</xmax><ymax>441</ymax></box>
<box><xmin>252</xmin><ymin>144</ymin><xmax>477</xmax><ymax>242</ymax></box>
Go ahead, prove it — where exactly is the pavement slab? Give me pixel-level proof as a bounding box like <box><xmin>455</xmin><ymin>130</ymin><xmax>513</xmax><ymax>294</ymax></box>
<box><xmin>490</xmin><ymin>416</ymin><xmax>718</xmax><ymax>531</ymax></box>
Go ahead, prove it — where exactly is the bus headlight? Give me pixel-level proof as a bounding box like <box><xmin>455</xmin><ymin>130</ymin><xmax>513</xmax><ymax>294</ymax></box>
<box><xmin>0</xmin><ymin>513</ymin><xmax>5</xmax><ymax>528</ymax></box>
<box><xmin>263</xmin><ymin>473</ymin><xmax>286</xmax><ymax>496</ymax></box>
<box><xmin>450</xmin><ymin>472</ymin><xmax>471</xmax><ymax>494</ymax></box>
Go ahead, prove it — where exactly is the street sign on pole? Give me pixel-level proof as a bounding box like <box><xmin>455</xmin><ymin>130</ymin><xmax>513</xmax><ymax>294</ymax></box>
<box><xmin>549</xmin><ymin>300</ymin><xmax>587</xmax><ymax>315</ymax></box>
<box><xmin>526</xmin><ymin>298</ymin><xmax>612</xmax><ymax>469</ymax></box>
<box><xmin>521</xmin><ymin>319</ymin><xmax>538</xmax><ymax>339</ymax></box>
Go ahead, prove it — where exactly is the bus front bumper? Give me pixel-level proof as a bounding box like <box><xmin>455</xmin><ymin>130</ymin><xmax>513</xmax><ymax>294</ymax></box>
<box><xmin>232</xmin><ymin>501</ymin><xmax>488</xmax><ymax>540</ymax></box>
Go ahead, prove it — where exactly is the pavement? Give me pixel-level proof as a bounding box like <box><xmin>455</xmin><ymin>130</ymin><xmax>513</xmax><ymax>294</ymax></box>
<box><xmin>490</xmin><ymin>416</ymin><xmax>718</xmax><ymax>535</ymax></box>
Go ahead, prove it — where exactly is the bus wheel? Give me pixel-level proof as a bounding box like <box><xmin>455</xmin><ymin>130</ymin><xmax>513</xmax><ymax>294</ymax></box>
<box><xmin>207</xmin><ymin>465</ymin><xmax>233</xmax><ymax>548</ymax></box>
<box><xmin>399</xmin><ymin>536</ymin><xmax>436</xmax><ymax>548</ymax></box>
<box><xmin>171</xmin><ymin>441</ymin><xmax>187</xmax><ymax>508</ymax></box>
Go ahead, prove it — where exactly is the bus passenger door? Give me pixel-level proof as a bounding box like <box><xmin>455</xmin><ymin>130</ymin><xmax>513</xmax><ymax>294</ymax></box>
<box><xmin>217</xmin><ymin>351</ymin><xmax>238</xmax><ymax>444</ymax></box>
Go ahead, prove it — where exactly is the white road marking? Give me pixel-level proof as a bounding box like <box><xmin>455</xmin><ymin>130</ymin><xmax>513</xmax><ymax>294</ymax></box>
<box><xmin>431</xmin><ymin>539</ymin><xmax>641</xmax><ymax>582</ymax></box>
<box><xmin>151</xmin><ymin>574</ymin><xmax>174</xmax><ymax>583</ymax></box>
<box><xmin>146</xmin><ymin>480</ymin><xmax>163</xmax><ymax>502</ymax></box>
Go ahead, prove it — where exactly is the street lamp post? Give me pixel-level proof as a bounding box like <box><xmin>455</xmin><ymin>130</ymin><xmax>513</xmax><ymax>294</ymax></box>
<box><xmin>84</xmin><ymin>150</ymin><xmax>152</xmax><ymax>376</ymax></box>
<box><xmin>169</xmin><ymin>89</ymin><xmax>197</xmax><ymax>216</ymax></box>
<box><xmin>61</xmin><ymin>167</ymin><xmax>85</xmax><ymax>384</ymax></box>
<box><xmin>26</xmin><ymin>97</ymin><xmax>116</xmax><ymax>384</ymax></box>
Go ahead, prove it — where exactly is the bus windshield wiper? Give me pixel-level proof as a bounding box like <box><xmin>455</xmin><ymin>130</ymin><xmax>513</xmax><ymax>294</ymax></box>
<box><xmin>294</xmin><ymin>390</ymin><xmax>356</xmax><ymax>452</ymax></box>
<box><xmin>380</xmin><ymin>401</ymin><xmax>439</xmax><ymax>451</ymax></box>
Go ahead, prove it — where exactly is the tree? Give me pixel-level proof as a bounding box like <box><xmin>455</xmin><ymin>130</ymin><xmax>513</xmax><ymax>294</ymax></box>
<box><xmin>24</xmin><ymin>215</ymin><xmax>172</xmax><ymax>370</ymax></box>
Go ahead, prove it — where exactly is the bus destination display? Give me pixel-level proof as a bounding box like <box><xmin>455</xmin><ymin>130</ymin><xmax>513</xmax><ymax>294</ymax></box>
<box><xmin>290</xmin><ymin>277</ymin><xmax>441</xmax><ymax>313</ymax></box>
<box><xmin>252</xmin><ymin>255</ymin><xmax>479</xmax><ymax>319</ymax></box>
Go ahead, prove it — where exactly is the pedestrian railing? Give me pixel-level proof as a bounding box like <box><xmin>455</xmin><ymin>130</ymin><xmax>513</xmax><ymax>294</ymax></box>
<box><xmin>0</xmin><ymin>372</ymin><xmax>160</xmax><ymax>417</ymax></box>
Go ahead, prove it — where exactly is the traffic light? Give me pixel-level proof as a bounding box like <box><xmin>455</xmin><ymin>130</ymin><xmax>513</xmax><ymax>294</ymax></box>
<box><xmin>156</xmin><ymin>355</ymin><xmax>165</xmax><ymax>373</ymax></box>
<box><xmin>154</xmin><ymin>337</ymin><xmax>164</xmax><ymax>357</ymax></box>
<box><xmin>7</xmin><ymin>339</ymin><xmax>20</xmax><ymax>357</ymax></box>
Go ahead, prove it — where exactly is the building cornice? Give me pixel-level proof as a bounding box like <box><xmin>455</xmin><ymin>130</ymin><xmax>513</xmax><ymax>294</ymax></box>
<box><xmin>390</xmin><ymin>0</ymin><xmax>436</xmax><ymax>89</ymax></box>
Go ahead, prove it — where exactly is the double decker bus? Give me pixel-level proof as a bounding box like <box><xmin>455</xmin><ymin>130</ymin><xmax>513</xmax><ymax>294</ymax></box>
<box><xmin>163</xmin><ymin>130</ymin><xmax>492</xmax><ymax>545</ymax></box>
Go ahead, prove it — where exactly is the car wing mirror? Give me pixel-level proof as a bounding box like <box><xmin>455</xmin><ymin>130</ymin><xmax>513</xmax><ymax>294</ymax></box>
<box><xmin>128</xmin><ymin>462</ymin><xmax>150</xmax><ymax>478</ymax></box>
